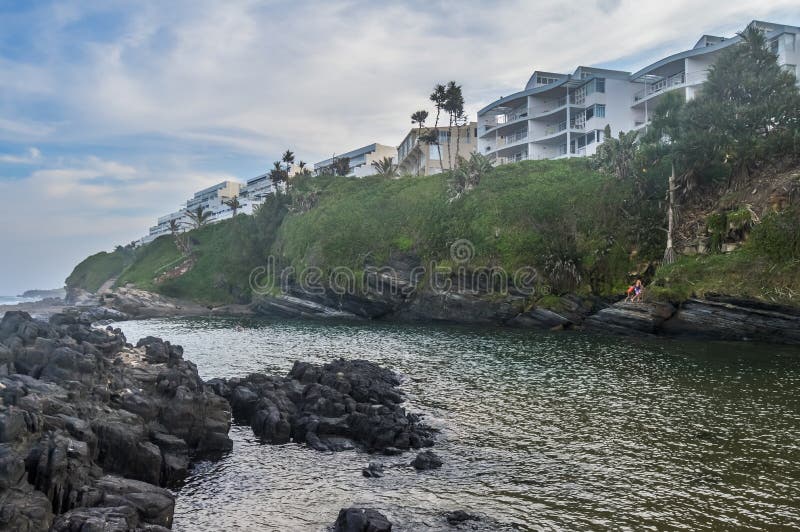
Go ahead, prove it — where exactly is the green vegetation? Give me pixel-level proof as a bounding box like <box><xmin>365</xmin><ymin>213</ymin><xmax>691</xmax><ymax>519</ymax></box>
<box><xmin>67</xmin><ymin>28</ymin><xmax>800</xmax><ymax>310</ymax></box>
<box><xmin>66</xmin><ymin>248</ymin><xmax>134</xmax><ymax>292</ymax></box>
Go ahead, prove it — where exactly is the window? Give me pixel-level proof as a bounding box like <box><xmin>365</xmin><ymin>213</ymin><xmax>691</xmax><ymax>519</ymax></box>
<box><xmin>474</xmin><ymin>128</ymin><xmax>478</xmax><ymax>137</ymax></box>
<box><xmin>595</xmin><ymin>104</ymin><xmax>605</xmax><ymax>118</ymax></box>
<box><xmin>536</xmin><ymin>75</ymin><xmax>558</xmax><ymax>85</ymax></box>
<box><xmin>595</xmin><ymin>78</ymin><xmax>605</xmax><ymax>93</ymax></box>
<box><xmin>586</xmin><ymin>131</ymin><xmax>596</xmax><ymax>144</ymax></box>
<box><xmin>438</xmin><ymin>131</ymin><xmax>450</xmax><ymax>144</ymax></box>
<box><xmin>429</xmin><ymin>145</ymin><xmax>440</xmax><ymax>160</ymax></box>
<box><xmin>770</xmin><ymin>39</ymin><xmax>779</xmax><ymax>54</ymax></box>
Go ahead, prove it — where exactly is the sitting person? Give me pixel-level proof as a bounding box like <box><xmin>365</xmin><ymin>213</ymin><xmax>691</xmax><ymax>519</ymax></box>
<box><xmin>631</xmin><ymin>279</ymin><xmax>644</xmax><ymax>303</ymax></box>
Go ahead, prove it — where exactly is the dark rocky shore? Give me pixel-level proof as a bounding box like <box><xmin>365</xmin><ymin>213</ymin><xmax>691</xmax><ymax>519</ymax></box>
<box><xmin>209</xmin><ymin>358</ymin><xmax>435</xmax><ymax>454</ymax></box>
<box><xmin>0</xmin><ymin>310</ymin><xmax>233</xmax><ymax>530</ymax></box>
<box><xmin>0</xmin><ymin>309</ymin><xmax>441</xmax><ymax>531</ymax></box>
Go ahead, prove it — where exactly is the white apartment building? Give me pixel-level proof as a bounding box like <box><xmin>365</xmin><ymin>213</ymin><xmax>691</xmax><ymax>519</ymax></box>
<box><xmin>140</xmin><ymin>180</ymin><xmax>252</xmax><ymax>244</ymax></box>
<box><xmin>479</xmin><ymin>20</ymin><xmax>800</xmax><ymax>165</ymax></box>
<box><xmin>314</xmin><ymin>143</ymin><xmax>397</xmax><ymax>177</ymax></box>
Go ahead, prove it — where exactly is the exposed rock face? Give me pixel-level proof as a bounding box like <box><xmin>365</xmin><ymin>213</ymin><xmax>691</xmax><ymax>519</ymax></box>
<box><xmin>333</xmin><ymin>507</ymin><xmax>392</xmax><ymax>532</ymax></box>
<box><xmin>99</xmin><ymin>287</ymin><xmax>210</xmax><ymax>318</ymax></box>
<box><xmin>583</xmin><ymin>301</ymin><xmax>677</xmax><ymax>335</ymax></box>
<box><xmin>212</xmin><ymin>359</ymin><xmax>434</xmax><ymax>453</ymax></box>
<box><xmin>411</xmin><ymin>450</ymin><xmax>443</xmax><ymax>471</ymax></box>
<box><xmin>662</xmin><ymin>297</ymin><xmax>800</xmax><ymax>344</ymax></box>
<box><xmin>0</xmin><ymin>310</ymin><xmax>232</xmax><ymax>530</ymax></box>
<box><xmin>583</xmin><ymin>296</ymin><xmax>800</xmax><ymax>344</ymax></box>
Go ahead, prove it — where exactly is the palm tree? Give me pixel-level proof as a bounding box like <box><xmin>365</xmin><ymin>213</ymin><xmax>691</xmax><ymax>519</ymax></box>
<box><xmin>429</xmin><ymin>84</ymin><xmax>447</xmax><ymax>164</ymax></box>
<box><xmin>269</xmin><ymin>161</ymin><xmax>286</xmax><ymax>193</ymax></box>
<box><xmin>186</xmin><ymin>205</ymin><xmax>212</xmax><ymax>229</ymax></box>
<box><xmin>332</xmin><ymin>156</ymin><xmax>351</xmax><ymax>176</ymax></box>
<box><xmin>411</xmin><ymin>110</ymin><xmax>429</xmax><ymax>175</ymax></box>
<box><xmin>444</xmin><ymin>81</ymin><xmax>464</xmax><ymax>170</ymax></box>
<box><xmin>282</xmin><ymin>149</ymin><xmax>295</xmax><ymax>173</ymax></box>
<box><xmin>371</xmin><ymin>156</ymin><xmax>397</xmax><ymax>178</ymax></box>
<box><xmin>168</xmin><ymin>219</ymin><xmax>191</xmax><ymax>256</ymax></box>
<box><xmin>223</xmin><ymin>195</ymin><xmax>242</xmax><ymax>217</ymax></box>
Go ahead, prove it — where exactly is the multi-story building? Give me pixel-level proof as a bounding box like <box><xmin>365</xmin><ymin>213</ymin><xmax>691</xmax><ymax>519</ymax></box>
<box><xmin>140</xmin><ymin>180</ymin><xmax>250</xmax><ymax>244</ymax></box>
<box><xmin>314</xmin><ymin>143</ymin><xmax>397</xmax><ymax>177</ymax></box>
<box><xmin>479</xmin><ymin>20</ymin><xmax>800</xmax><ymax>165</ymax></box>
<box><xmin>396</xmin><ymin>122</ymin><xmax>478</xmax><ymax>176</ymax></box>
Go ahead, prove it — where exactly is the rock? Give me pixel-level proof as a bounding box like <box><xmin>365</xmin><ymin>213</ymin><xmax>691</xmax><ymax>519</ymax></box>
<box><xmin>0</xmin><ymin>311</ymin><xmax>231</xmax><ymax>529</ymax></box>
<box><xmin>445</xmin><ymin>510</ymin><xmax>479</xmax><ymax>525</ymax></box>
<box><xmin>662</xmin><ymin>297</ymin><xmax>800</xmax><ymax>344</ymax></box>
<box><xmin>333</xmin><ymin>507</ymin><xmax>392</xmax><ymax>532</ymax></box>
<box><xmin>217</xmin><ymin>359</ymin><xmax>434</xmax><ymax>453</ymax></box>
<box><xmin>362</xmin><ymin>461</ymin><xmax>384</xmax><ymax>478</ymax></box>
<box><xmin>507</xmin><ymin>307</ymin><xmax>572</xmax><ymax>329</ymax></box>
<box><xmin>583</xmin><ymin>301</ymin><xmax>676</xmax><ymax>336</ymax></box>
<box><xmin>411</xmin><ymin>450</ymin><xmax>442</xmax><ymax>470</ymax></box>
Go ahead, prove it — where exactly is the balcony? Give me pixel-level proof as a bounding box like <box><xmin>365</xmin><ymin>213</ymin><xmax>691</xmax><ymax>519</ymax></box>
<box><xmin>634</xmin><ymin>71</ymin><xmax>686</xmax><ymax>102</ymax></box>
<box><xmin>542</xmin><ymin>119</ymin><xmax>584</xmax><ymax>137</ymax></box>
<box><xmin>499</xmin><ymin>130</ymin><xmax>528</xmax><ymax>146</ymax></box>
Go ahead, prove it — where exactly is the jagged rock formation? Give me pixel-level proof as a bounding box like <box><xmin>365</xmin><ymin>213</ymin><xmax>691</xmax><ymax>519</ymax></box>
<box><xmin>210</xmin><ymin>359</ymin><xmax>435</xmax><ymax>453</ymax></box>
<box><xmin>0</xmin><ymin>310</ymin><xmax>232</xmax><ymax>530</ymax></box>
<box><xmin>332</xmin><ymin>507</ymin><xmax>393</xmax><ymax>532</ymax></box>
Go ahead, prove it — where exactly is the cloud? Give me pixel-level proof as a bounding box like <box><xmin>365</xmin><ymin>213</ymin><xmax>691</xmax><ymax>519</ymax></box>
<box><xmin>0</xmin><ymin>147</ymin><xmax>41</xmax><ymax>164</ymax></box>
<box><xmin>0</xmin><ymin>0</ymin><xmax>799</xmax><ymax>293</ymax></box>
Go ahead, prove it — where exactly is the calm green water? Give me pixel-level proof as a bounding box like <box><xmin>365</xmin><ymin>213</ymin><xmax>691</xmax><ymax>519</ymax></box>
<box><xmin>116</xmin><ymin>317</ymin><xmax>800</xmax><ymax>531</ymax></box>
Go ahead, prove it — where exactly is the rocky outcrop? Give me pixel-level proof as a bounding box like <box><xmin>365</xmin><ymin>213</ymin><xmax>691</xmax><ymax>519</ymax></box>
<box><xmin>211</xmin><ymin>359</ymin><xmax>434</xmax><ymax>454</ymax></box>
<box><xmin>99</xmin><ymin>287</ymin><xmax>210</xmax><ymax>318</ymax></box>
<box><xmin>332</xmin><ymin>508</ymin><xmax>392</xmax><ymax>532</ymax></box>
<box><xmin>0</xmin><ymin>311</ymin><xmax>232</xmax><ymax>530</ymax></box>
<box><xmin>662</xmin><ymin>296</ymin><xmax>800</xmax><ymax>344</ymax></box>
<box><xmin>411</xmin><ymin>450</ymin><xmax>442</xmax><ymax>470</ymax></box>
<box><xmin>583</xmin><ymin>301</ymin><xmax>677</xmax><ymax>335</ymax></box>
<box><xmin>582</xmin><ymin>296</ymin><xmax>800</xmax><ymax>344</ymax></box>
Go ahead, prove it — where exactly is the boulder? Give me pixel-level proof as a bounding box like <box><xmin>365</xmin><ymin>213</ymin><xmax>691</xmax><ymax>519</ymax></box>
<box><xmin>411</xmin><ymin>450</ymin><xmax>443</xmax><ymax>470</ymax></box>
<box><xmin>217</xmin><ymin>359</ymin><xmax>434</xmax><ymax>453</ymax></box>
<box><xmin>362</xmin><ymin>461</ymin><xmax>384</xmax><ymax>478</ymax></box>
<box><xmin>333</xmin><ymin>508</ymin><xmax>392</xmax><ymax>532</ymax></box>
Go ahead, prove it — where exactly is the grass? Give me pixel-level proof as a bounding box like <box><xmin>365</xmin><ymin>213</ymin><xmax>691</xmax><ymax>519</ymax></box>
<box><xmin>69</xmin><ymin>158</ymin><xmax>800</xmax><ymax>309</ymax></box>
<box><xmin>65</xmin><ymin>249</ymin><xmax>133</xmax><ymax>292</ymax></box>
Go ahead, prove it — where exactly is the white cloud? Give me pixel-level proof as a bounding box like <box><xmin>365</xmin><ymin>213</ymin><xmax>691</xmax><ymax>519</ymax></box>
<box><xmin>0</xmin><ymin>147</ymin><xmax>42</xmax><ymax>164</ymax></box>
<box><xmin>0</xmin><ymin>0</ymin><xmax>798</xmax><ymax>293</ymax></box>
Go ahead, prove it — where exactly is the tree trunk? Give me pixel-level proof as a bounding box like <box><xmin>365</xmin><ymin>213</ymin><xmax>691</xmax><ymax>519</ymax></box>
<box><xmin>433</xmin><ymin>110</ymin><xmax>443</xmax><ymax>167</ymax></box>
<box><xmin>446</xmin><ymin>115</ymin><xmax>453</xmax><ymax>172</ymax></box>
<box><xmin>455</xmin><ymin>118</ymin><xmax>462</xmax><ymax>167</ymax></box>
<box><xmin>663</xmin><ymin>162</ymin><xmax>677</xmax><ymax>265</ymax></box>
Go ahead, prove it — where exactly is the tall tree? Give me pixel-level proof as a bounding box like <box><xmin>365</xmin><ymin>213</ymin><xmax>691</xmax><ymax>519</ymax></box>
<box><xmin>333</xmin><ymin>156</ymin><xmax>351</xmax><ymax>176</ymax></box>
<box><xmin>186</xmin><ymin>205</ymin><xmax>212</xmax><ymax>229</ymax></box>
<box><xmin>444</xmin><ymin>81</ymin><xmax>464</xmax><ymax>170</ymax></box>
<box><xmin>223</xmin><ymin>195</ymin><xmax>242</xmax><ymax>217</ymax></box>
<box><xmin>679</xmin><ymin>26</ymin><xmax>800</xmax><ymax>185</ymax></box>
<box><xmin>371</xmin><ymin>156</ymin><xmax>397</xmax><ymax>178</ymax></box>
<box><xmin>429</xmin><ymin>84</ymin><xmax>447</xmax><ymax>164</ymax></box>
<box><xmin>411</xmin><ymin>110</ymin><xmax>432</xmax><ymax>175</ymax></box>
<box><xmin>640</xmin><ymin>91</ymin><xmax>685</xmax><ymax>265</ymax></box>
<box><xmin>269</xmin><ymin>161</ymin><xmax>287</xmax><ymax>194</ymax></box>
<box><xmin>282</xmin><ymin>149</ymin><xmax>295</xmax><ymax>173</ymax></box>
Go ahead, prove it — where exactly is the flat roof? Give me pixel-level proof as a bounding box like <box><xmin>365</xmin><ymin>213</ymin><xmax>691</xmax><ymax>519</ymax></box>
<box><xmin>314</xmin><ymin>143</ymin><xmax>380</xmax><ymax>168</ymax></box>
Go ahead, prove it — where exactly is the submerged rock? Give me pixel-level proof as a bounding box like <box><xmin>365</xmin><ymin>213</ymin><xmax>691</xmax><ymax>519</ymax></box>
<box><xmin>333</xmin><ymin>507</ymin><xmax>392</xmax><ymax>532</ymax></box>
<box><xmin>0</xmin><ymin>311</ymin><xmax>232</xmax><ymax>530</ymax></box>
<box><xmin>362</xmin><ymin>461</ymin><xmax>384</xmax><ymax>478</ymax></box>
<box><xmin>445</xmin><ymin>510</ymin><xmax>480</xmax><ymax>525</ymax></box>
<box><xmin>411</xmin><ymin>450</ymin><xmax>443</xmax><ymax>470</ymax></box>
<box><xmin>217</xmin><ymin>358</ymin><xmax>435</xmax><ymax>453</ymax></box>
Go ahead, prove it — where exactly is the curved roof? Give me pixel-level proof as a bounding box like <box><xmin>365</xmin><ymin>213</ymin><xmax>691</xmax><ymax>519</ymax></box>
<box><xmin>477</xmin><ymin>78</ymin><xmax>571</xmax><ymax>115</ymax></box>
<box><xmin>629</xmin><ymin>36</ymin><xmax>741</xmax><ymax>81</ymax></box>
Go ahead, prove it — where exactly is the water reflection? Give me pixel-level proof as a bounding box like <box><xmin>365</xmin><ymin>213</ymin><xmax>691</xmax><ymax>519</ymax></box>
<box><xmin>117</xmin><ymin>317</ymin><xmax>800</xmax><ymax>531</ymax></box>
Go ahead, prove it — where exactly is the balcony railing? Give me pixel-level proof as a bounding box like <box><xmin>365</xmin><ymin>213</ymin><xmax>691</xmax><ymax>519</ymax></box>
<box><xmin>543</xmin><ymin>120</ymin><xmax>584</xmax><ymax>136</ymax></box>
<box><xmin>634</xmin><ymin>71</ymin><xmax>686</xmax><ymax>102</ymax></box>
<box><xmin>496</xmin><ymin>108</ymin><xmax>529</xmax><ymax>126</ymax></box>
<box><xmin>500</xmin><ymin>130</ymin><xmax>528</xmax><ymax>145</ymax></box>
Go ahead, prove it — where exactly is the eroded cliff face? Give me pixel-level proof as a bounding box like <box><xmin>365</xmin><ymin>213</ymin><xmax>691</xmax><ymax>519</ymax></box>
<box><xmin>0</xmin><ymin>310</ymin><xmax>232</xmax><ymax>531</ymax></box>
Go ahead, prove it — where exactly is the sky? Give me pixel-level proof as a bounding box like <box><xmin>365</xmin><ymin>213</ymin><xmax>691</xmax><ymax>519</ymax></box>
<box><xmin>1</xmin><ymin>0</ymin><xmax>798</xmax><ymax>295</ymax></box>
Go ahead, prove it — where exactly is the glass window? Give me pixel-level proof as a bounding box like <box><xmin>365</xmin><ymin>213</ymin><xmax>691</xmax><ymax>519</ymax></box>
<box><xmin>429</xmin><ymin>145</ymin><xmax>440</xmax><ymax>160</ymax></box>
<box><xmin>595</xmin><ymin>104</ymin><xmax>606</xmax><ymax>118</ymax></box>
<box><xmin>595</xmin><ymin>78</ymin><xmax>605</xmax><ymax>93</ymax></box>
<box><xmin>586</xmin><ymin>108</ymin><xmax>594</xmax><ymax>120</ymax></box>
<box><xmin>438</xmin><ymin>131</ymin><xmax>450</xmax><ymax>144</ymax></box>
